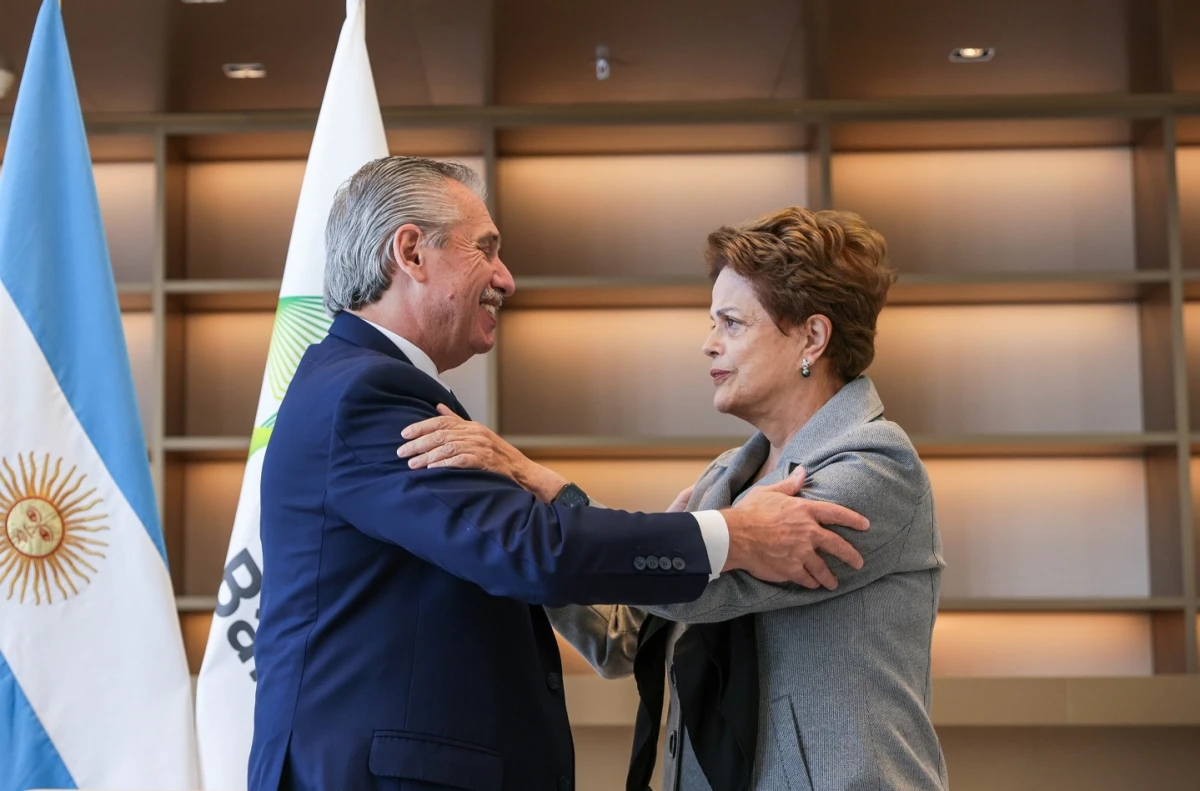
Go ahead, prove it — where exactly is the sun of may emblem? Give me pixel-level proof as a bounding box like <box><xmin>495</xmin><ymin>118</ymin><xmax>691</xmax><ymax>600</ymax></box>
<box><xmin>0</xmin><ymin>452</ymin><xmax>109</xmax><ymax>604</ymax></box>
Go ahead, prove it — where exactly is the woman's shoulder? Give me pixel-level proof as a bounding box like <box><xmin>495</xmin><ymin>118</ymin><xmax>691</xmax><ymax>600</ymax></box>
<box><xmin>806</xmin><ymin>418</ymin><xmax>931</xmax><ymax>514</ymax></box>
<box><xmin>843</xmin><ymin>417</ymin><xmax>923</xmax><ymax>470</ymax></box>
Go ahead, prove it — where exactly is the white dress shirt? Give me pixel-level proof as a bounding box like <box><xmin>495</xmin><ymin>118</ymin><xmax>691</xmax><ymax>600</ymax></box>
<box><xmin>359</xmin><ymin>317</ymin><xmax>729</xmax><ymax>580</ymax></box>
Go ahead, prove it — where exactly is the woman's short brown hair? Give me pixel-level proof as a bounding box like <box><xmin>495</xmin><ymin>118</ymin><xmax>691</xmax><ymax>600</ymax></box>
<box><xmin>705</xmin><ymin>207</ymin><xmax>896</xmax><ymax>382</ymax></box>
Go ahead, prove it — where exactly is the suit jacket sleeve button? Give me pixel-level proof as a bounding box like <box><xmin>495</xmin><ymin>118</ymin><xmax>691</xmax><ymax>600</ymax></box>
<box><xmin>646</xmin><ymin>556</ymin><xmax>660</xmax><ymax>570</ymax></box>
<box><xmin>634</xmin><ymin>556</ymin><xmax>647</xmax><ymax>571</ymax></box>
<box><xmin>559</xmin><ymin>777</ymin><xmax>573</xmax><ymax>791</ymax></box>
<box><xmin>672</xmin><ymin>557</ymin><xmax>686</xmax><ymax>571</ymax></box>
<box><xmin>547</xmin><ymin>671</ymin><xmax>562</xmax><ymax>692</ymax></box>
<box><xmin>658</xmin><ymin>556</ymin><xmax>671</xmax><ymax>570</ymax></box>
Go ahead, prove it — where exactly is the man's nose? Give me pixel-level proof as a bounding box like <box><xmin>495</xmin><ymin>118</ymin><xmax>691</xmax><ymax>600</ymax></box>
<box><xmin>493</xmin><ymin>255</ymin><xmax>516</xmax><ymax>297</ymax></box>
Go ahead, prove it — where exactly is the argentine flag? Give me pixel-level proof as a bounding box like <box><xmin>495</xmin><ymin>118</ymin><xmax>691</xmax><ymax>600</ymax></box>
<box><xmin>0</xmin><ymin>2</ymin><xmax>198</xmax><ymax>790</ymax></box>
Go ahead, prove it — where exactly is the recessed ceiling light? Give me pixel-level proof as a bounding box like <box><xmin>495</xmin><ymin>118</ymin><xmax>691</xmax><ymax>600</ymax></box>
<box><xmin>950</xmin><ymin>47</ymin><xmax>995</xmax><ymax>63</ymax></box>
<box><xmin>595</xmin><ymin>45</ymin><xmax>610</xmax><ymax>81</ymax></box>
<box><xmin>223</xmin><ymin>63</ymin><xmax>267</xmax><ymax>79</ymax></box>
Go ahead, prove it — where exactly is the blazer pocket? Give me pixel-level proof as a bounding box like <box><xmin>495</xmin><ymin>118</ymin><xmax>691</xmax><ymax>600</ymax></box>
<box><xmin>369</xmin><ymin>730</ymin><xmax>504</xmax><ymax>791</ymax></box>
<box><xmin>769</xmin><ymin>696</ymin><xmax>815</xmax><ymax>791</ymax></box>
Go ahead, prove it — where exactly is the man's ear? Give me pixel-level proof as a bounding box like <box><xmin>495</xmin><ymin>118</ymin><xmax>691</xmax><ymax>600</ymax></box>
<box><xmin>391</xmin><ymin>224</ymin><xmax>427</xmax><ymax>284</ymax></box>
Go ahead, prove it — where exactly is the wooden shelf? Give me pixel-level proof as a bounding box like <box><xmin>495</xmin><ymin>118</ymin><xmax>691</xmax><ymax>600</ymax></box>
<box><xmin>563</xmin><ymin>675</ymin><xmax>1200</xmax><ymax>728</ymax></box>
<box><xmin>510</xmin><ymin>435</ymin><xmax>750</xmax><ymax>460</ymax></box>
<box><xmin>160</xmin><ymin>433</ymin><xmax>1179</xmax><ymax>463</ymax></box>
<box><xmin>153</xmin><ymin>271</ymin><xmax>1169</xmax><ymax>314</ymax></box>
<box><xmin>930</xmin><ymin>676</ymin><xmax>1200</xmax><ymax>727</ymax></box>
<box><xmin>830</xmin><ymin>118</ymin><xmax>1139</xmax><ymax>152</ymax></box>
<box><xmin>889</xmin><ymin>270</ymin><xmax>1170</xmax><ymax>306</ymax></box>
<box><xmin>1183</xmin><ymin>271</ymin><xmax>1200</xmax><ymax>300</ymax></box>
<box><xmin>163</xmin><ymin>436</ymin><xmax>250</xmax><ymax>460</ymax></box>
<box><xmin>117</xmin><ymin>281</ymin><xmax>153</xmax><ymax>312</ymax></box>
<box><xmin>910</xmin><ymin>433</ymin><xmax>1178</xmax><ymax>458</ymax></box>
<box><xmin>505</xmin><ymin>271</ymin><xmax>1169</xmax><ymax>310</ymax></box>
<box><xmin>165</xmin><ymin>279</ymin><xmax>282</xmax><ymax>312</ymax></box>
<box><xmin>938</xmin><ymin>598</ymin><xmax>1186</xmax><ymax>612</ymax></box>
<box><xmin>176</xmin><ymin>595</ymin><xmax>218</xmax><ymax>613</ymax></box>
<box><xmin>511</xmin><ymin>433</ymin><xmax>1179</xmax><ymax>460</ymax></box>
<box><xmin>157</xmin><ymin>434</ymin><xmax>1182</xmax><ymax>461</ymax></box>
<box><xmin>506</xmin><ymin>277</ymin><xmax>713</xmax><ymax>309</ymax></box>
<box><xmin>7</xmin><ymin>94</ymin><xmax>1200</xmax><ymax>137</ymax></box>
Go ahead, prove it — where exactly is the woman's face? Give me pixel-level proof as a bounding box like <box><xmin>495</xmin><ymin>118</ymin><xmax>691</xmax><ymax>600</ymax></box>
<box><xmin>703</xmin><ymin>268</ymin><xmax>808</xmax><ymax>421</ymax></box>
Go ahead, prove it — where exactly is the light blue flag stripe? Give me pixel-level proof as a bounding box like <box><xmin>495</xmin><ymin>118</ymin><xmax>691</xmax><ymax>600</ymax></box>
<box><xmin>0</xmin><ymin>652</ymin><xmax>76</xmax><ymax>791</ymax></box>
<box><xmin>0</xmin><ymin>0</ymin><xmax>165</xmax><ymax>562</ymax></box>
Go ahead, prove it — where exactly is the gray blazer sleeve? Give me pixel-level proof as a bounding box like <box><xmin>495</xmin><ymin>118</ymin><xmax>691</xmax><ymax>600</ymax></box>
<box><xmin>544</xmin><ymin>603</ymin><xmax>645</xmax><ymax>679</ymax></box>
<box><xmin>542</xmin><ymin>493</ymin><xmax>647</xmax><ymax>679</ymax></box>
<box><xmin>640</xmin><ymin>422</ymin><xmax>932</xmax><ymax>624</ymax></box>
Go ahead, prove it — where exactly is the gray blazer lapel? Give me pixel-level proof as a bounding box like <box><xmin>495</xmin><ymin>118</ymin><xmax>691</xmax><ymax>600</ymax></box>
<box><xmin>778</xmin><ymin>376</ymin><xmax>885</xmax><ymax>473</ymax></box>
<box><xmin>686</xmin><ymin>378</ymin><xmax>885</xmax><ymax>511</ymax></box>
<box><xmin>696</xmin><ymin>434</ymin><xmax>770</xmax><ymax>510</ymax></box>
<box><xmin>693</xmin><ymin>462</ymin><xmax>733</xmax><ymax>511</ymax></box>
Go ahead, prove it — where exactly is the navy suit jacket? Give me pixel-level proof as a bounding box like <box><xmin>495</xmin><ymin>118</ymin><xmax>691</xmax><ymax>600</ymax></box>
<box><xmin>248</xmin><ymin>313</ymin><xmax>712</xmax><ymax>791</ymax></box>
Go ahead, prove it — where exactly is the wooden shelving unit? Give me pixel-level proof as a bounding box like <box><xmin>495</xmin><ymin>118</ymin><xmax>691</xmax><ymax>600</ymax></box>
<box><xmin>17</xmin><ymin>101</ymin><xmax>1198</xmax><ymax>687</ymax></box>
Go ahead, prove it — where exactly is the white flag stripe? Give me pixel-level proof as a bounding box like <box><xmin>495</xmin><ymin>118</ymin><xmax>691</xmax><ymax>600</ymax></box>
<box><xmin>0</xmin><ymin>283</ymin><xmax>196</xmax><ymax>788</ymax></box>
<box><xmin>194</xmin><ymin>1</ymin><xmax>389</xmax><ymax>788</ymax></box>
<box><xmin>194</xmin><ymin>450</ymin><xmax>265</xmax><ymax>790</ymax></box>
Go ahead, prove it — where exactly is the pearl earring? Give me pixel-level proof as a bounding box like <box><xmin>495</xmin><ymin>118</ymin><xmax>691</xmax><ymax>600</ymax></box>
<box><xmin>801</xmin><ymin>359</ymin><xmax>811</xmax><ymax>378</ymax></box>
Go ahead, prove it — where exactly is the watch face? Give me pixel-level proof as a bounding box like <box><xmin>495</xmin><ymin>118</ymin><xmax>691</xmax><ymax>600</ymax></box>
<box><xmin>557</xmin><ymin>483</ymin><xmax>589</xmax><ymax>507</ymax></box>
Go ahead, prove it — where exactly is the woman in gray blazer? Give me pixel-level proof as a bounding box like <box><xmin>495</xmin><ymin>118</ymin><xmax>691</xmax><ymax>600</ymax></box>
<box><xmin>398</xmin><ymin>207</ymin><xmax>948</xmax><ymax>791</ymax></box>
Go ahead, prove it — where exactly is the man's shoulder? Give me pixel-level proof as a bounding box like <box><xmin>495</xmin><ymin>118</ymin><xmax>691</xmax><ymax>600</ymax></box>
<box><xmin>300</xmin><ymin>338</ymin><xmax>432</xmax><ymax>403</ymax></box>
<box><xmin>317</xmin><ymin>348</ymin><xmax>451</xmax><ymax>446</ymax></box>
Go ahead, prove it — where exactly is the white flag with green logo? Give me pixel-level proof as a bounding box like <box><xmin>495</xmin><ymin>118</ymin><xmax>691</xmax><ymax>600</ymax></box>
<box><xmin>194</xmin><ymin>1</ymin><xmax>387</xmax><ymax>787</ymax></box>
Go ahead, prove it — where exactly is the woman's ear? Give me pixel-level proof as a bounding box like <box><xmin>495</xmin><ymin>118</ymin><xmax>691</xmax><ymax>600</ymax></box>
<box><xmin>803</xmin><ymin>314</ymin><xmax>833</xmax><ymax>363</ymax></box>
<box><xmin>391</xmin><ymin>224</ymin><xmax>427</xmax><ymax>284</ymax></box>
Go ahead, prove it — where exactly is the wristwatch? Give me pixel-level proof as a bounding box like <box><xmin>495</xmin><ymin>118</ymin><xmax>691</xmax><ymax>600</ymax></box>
<box><xmin>552</xmin><ymin>482</ymin><xmax>590</xmax><ymax>508</ymax></box>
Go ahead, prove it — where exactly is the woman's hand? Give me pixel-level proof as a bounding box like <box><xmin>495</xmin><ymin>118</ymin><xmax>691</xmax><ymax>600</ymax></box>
<box><xmin>398</xmin><ymin>405</ymin><xmax>568</xmax><ymax>502</ymax></box>
<box><xmin>666</xmin><ymin>485</ymin><xmax>694</xmax><ymax>513</ymax></box>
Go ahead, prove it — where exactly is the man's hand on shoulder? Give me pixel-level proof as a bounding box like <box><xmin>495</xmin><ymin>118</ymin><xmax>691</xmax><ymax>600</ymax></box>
<box><xmin>720</xmin><ymin>467</ymin><xmax>868</xmax><ymax>590</ymax></box>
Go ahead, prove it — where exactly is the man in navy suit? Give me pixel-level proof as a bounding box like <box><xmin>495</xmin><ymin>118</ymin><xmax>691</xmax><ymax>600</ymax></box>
<box><xmin>248</xmin><ymin>157</ymin><xmax>868</xmax><ymax>791</ymax></box>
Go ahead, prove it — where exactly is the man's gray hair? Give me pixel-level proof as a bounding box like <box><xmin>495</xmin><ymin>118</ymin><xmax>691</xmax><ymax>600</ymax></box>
<box><xmin>323</xmin><ymin>156</ymin><xmax>487</xmax><ymax>315</ymax></box>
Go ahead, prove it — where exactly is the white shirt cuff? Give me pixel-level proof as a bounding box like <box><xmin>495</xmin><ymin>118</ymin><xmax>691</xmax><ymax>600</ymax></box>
<box><xmin>691</xmin><ymin>510</ymin><xmax>729</xmax><ymax>581</ymax></box>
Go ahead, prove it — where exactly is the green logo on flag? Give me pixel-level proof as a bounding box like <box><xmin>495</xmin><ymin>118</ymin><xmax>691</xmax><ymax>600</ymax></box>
<box><xmin>250</xmin><ymin>296</ymin><xmax>332</xmax><ymax>458</ymax></box>
<box><xmin>267</xmin><ymin>297</ymin><xmax>332</xmax><ymax>400</ymax></box>
<box><xmin>249</xmin><ymin>412</ymin><xmax>278</xmax><ymax>458</ymax></box>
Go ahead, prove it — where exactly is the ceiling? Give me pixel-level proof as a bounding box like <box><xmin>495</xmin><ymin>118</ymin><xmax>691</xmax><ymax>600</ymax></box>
<box><xmin>494</xmin><ymin>0</ymin><xmax>810</xmax><ymax>104</ymax></box>
<box><xmin>0</xmin><ymin>0</ymin><xmax>1196</xmax><ymax>117</ymax></box>
<box><xmin>826</xmin><ymin>0</ymin><xmax>1134</xmax><ymax>97</ymax></box>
